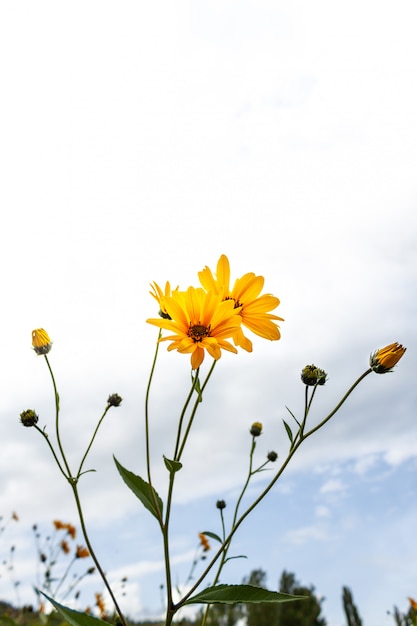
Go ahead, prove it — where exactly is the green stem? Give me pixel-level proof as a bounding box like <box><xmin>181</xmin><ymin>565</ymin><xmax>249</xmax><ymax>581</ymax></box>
<box><xmin>70</xmin><ymin>481</ymin><xmax>127</xmax><ymax>626</ymax></box>
<box><xmin>176</xmin><ymin>367</ymin><xmax>373</xmax><ymax>609</ymax></box>
<box><xmin>173</xmin><ymin>368</ymin><xmax>201</xmax><ymax>461</ymax></box>
<box><xmin>77</xmin><ymin>405</ymin><xmax>111</xmax><ymax>478</ymax></box>
<box><xmin>145</xmin><ymin>329</ymin><xmax>161</xmax><ymax>486</ymax></box>
<box><xmin>44</xmin><ymin>355</ymin><xmax>72</xmax><ymax>478</ymax></box>
<box><xmin>201</xmin><ymin>437</ymin><xmax>257</xmax><ymax>626</ymax></box>
<box><xmin>52</xmin><ymin>556</ymin><xmax>76</xmax><ymax>598</ymax></box>
<box><xmin>143</xmin><ymin>331</ymin><xmax>165</xmax><ymax>529</ymax></box>
<box><xmin>34</xmin><ymin>426</ymin><xmax>69</xmax><ymax>480</ymax></box>
<box><xmin>41</xmin><ymin>355</ymin><xmax>125</xmax><ymax>623</ymax></box>
<box><xmin>176</xmin><ymin>360</ymin><xmax>217</xmax><ymax>462</ymax></box>
<box><xmin>162</xmin><ymin>360</ymin><xmax>217</xmax><ymax>626</ymax></box>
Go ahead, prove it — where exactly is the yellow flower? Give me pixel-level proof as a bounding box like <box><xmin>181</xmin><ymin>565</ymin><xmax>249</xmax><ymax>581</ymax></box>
<box><xmin>409</xmin><ymin>597</ymin><xmax>417</xmax><ymax>611</ymax></box>
<box><xmin>150</xmin><ymin>281</ymin><xmax>174</xmax><ymax>319</ymax></box>
<box><xmin>147</xmin><ymin>286</ymin><xmax>242</xmax><ymax>369</ymax></box>
<box><xmin>198</xmin><ymin>254</ymin><xmax>283</xmax><ymax>351</ymax></box>
<box><xmin>60</xmin><ymin>540</ymin><xmax>70</xmax><ymax>554</ymax></box>
<box><xmin>75</xmin><ymin>545</ymin><xmax>90</xmax><ymax>559</ymax></box>
<box><xmin>32</xmin><ymin>328</ymin><xmax>52</xmax><ymax>355</ymax></box>
<box><xmin>198</xmin><ymin>532</ymin><xmax>210</xmax><ymax>552</ymax></box>
<box><xmin>370</xmin><ymin>342</ymin><xmax>406</xmax><ymax>373</ymax></box>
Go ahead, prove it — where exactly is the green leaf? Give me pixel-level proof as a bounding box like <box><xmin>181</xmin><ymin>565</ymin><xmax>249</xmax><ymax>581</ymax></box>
<box><xmin>114</xmin><ymin>456</ymin><xmax>163</xmax><ymax>520</ymax></box>
<box><xmin>184</xmin><ymin>583</ymin><xmax>307</xmax><ymax>605</ymax></box>
<box><xmin>201</xmin><ymin>530</ymin><xmax>223</xmax><ymax>543</ymax></box>
<box><xmin>40</xmin><ymin>593</ymin><xmax>109</xmax><ymax>625</ymax></box>
<box><xmin>224</xmin><ymin>554</ymin><xmax>247</xmax><ymax>563</ymax></box>
<box><xmin>282</xmin><ymin>419</ymin><xmax>294</xmax><ymax>444</ymax></box>
<box><xmin>163</xmin><ymin>455</ymin><xmax>183</xmax><ymax>473</ymax></box>
<box><xmin>285</xmin><ymin>405</ymin><xmax>301</xmax><ymax>427</ymax></box>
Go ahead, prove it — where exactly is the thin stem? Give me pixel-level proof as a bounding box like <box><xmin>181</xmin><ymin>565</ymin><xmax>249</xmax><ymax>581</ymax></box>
<box><xmin>52</xmin><ymin>556</ymin><xmax>76</xmax><ymax>598</ymax></box>
<box><xmin>173</xmin><ymin>368</ymin><xmax>200</xmax><ymax>461</ymax></box>
<box><xmin>70</xmin><ymin>481</ymin><xmax>127</xmax><ymax>626</ymax></box>
<box><xmin>201</xmin><ymin>437</ymin><xmax>257</xmax><ymax>626</ymax></box>
<box><xmin>176</xmin><ymin>360</ymin><xmax>217</xmax><ymax>462</ymax></box>
<box><xmin>44</xmin><ymin>355</ymin><xmax>72</xmax><ymax>478</ymax></box>
<box><xmin>145</xmin><ymin>329</ymin><xmax>161</xmax><ymax>486</ymax></box>
<box><xmin>162</xmin><ymin>360</ymin><xmax>217</xmax><ymax>626</ymax></box>
<box><xmin>77</xmin><ymin>405</ymin><xmax>111</xmax><ymax>478</ymax></box>
<box><xmin>34</xmin><ymin>426</ymin><xmax>69</xmax><ymax>480</ymax></box>
<box><xmin>176</xmin><ymin>368</ymin><xmax>373</xmax><ymax>609</ymax></box>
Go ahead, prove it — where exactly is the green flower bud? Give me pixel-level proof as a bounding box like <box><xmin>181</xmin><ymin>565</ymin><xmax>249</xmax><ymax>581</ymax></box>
<box><xmin>301</xmin><ymin>365</ymin><xmax>327</xmax><ymax>386</ymax></box>
<box><xmin>250</xmin><ymin>422</ymin><xmax>263</xmax><ymax>437</ymax></box>
<box><xmin>107</xmin><ymin>394</ymin><xmax>122</xmax><ymax>407</ymax></box>
<box><xmin>20</xmin><ymin>409</ymin><xmax>39</xmax><ymax>427</ymax></box>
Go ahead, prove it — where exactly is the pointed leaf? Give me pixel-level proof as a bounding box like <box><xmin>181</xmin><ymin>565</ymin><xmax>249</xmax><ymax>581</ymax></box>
<box><xmin>114</xmin><ymin>456</ymin><xmax>163</xmax><ymax>519</ymax></box>
<box><xmin>224</xmin><ymin>554</ymin><xmax>247</xmax><ymax>563</ymax></box>
<box><xmin>201</xmin><ymin>530</ymin><xmax>223</xmax><ymax>544</ymax></box>
<box><xmin>285</xmin><ymin>405</ymin><xmax>301</xmax><ymax>427</ymax></box>
<box><xmin>282</xmin><ymin>419</ymin><xmax>293</xmax><ymax>444</ymax></box>
<box><xmin>184</xmin><ymin>583</ymin><xmax>307</xmax><ymax>605</ymax></box>
<box><xmin>163</xmin><ymin>455</ymin><xmax>183</xmax><ymax>473</ymax></box>
<box><xmin>41</xmin><ymin>593</ymin><xmax>109</xmax><ymax>625</ymax></box>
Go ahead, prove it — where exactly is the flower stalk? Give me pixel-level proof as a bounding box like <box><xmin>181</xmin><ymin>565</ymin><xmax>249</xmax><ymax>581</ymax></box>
<box><xmin>22</xmin><ymin>262</ymin><xmax>406</xmax><ymax>626</ymax></box>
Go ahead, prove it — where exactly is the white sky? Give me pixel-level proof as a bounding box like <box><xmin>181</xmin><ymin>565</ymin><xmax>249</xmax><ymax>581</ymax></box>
<box><xmin>1</xmin><ymin>1</ymin><xmax>417</xmax><ymax>625</ymax></box>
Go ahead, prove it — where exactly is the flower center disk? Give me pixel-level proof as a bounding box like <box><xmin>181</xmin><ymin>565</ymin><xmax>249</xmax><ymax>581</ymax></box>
<box><xmin>188</xmin><ymin>323</ymin><xmax>211</xmax><ymax>342</ymax></box>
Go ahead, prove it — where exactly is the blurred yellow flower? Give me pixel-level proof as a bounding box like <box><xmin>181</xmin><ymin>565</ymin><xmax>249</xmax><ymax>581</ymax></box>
<box><xmin>370</xmin><ymin>342</ymin><xmax>406</xmax><ymax>373</ymax></box>
<box><xmin>408</xmin><ymin>597</ymin><xmax>417</xmax><ymax>611</ymax></box>
<box><xmin>198</xmin><ymin>532</ymin><xmax>210</xmax><ymax>552</ymax></box>
<box><xmin>150</xmin><ymin>281</ymin><xmax>174</xmax><ymax>319</ymax></box>
<box><xmin>32</xmin><ymin>328</ymin><xmax>52</xmax><ymax>355</ymax></box>
<box><xmin>198</xmin><ymin>254</ymin><xmax>283</xmax><ymax>351</ymax></box>
<box><xmin>147</xmin><ymin>286</ymin><xmax>241</xmax><ymax>369</ymax></box>
<box><xmin>76</xmin><ymin>545</ymin><xmax>90</xmax><ymax>559</ymax></box>
<box><xmin>60</xmin><ymin>540</ymin><xmax>70</xmax><ymax>554</ymax></box>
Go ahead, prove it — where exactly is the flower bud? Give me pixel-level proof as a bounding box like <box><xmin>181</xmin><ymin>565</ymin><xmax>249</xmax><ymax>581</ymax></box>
<box><xmin>107</xmin><ymin>394</ymin><xmax>122</xmax><ymax>407</ymax></box>
<box><xmin>32</xmin><ymin>329</ymin><xmax>52</xmax><ymax>355</ymax></box>
<box><xmin>267</xmin><ymin>450</ymin><xmax>278</xmax><ymax>462</ymax></box>
<box><xmin>250</xmin><ymin>421</ymin><xmax>263</xmax><ymax>437</ymax></box>
<box><xmin>216</xmin><ymin>499</ymin><xmax>226</xmax><ymax>510</ymax></box>
<box><xmin>370</xmin><ymin>342</ymin><xmax>406</xmax><ymax>374</ymax></box>
<box><xmin>301</xmin><ymin>365</ymin><xmax>327</xmax><ymax>386</ymax></box>
<box><xmin>20</xmin><ymin>409</ymin><xmax>39</xmax><ymax>427</ymax></box>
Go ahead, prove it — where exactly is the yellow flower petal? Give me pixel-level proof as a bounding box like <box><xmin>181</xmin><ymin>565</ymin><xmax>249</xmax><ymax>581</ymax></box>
<box><xmin>198</xmin><ymin>255</ymin><xmax>283</xmax><ymax>350</ymax></box>
<box><xmin>147</xmin><ymin>286</ymin><xmax>241</xmax><ymax>369</ymax></box>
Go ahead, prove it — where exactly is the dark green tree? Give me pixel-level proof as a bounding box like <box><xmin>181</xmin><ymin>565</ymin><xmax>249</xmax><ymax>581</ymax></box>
<box><xmin>192</xmin><ymin>602</ymin><xmax>243</xmax><ymax>626</ymax></box>
<box><xmin>390</xmin><ymin>600</ymin><xmax>417</xmax><ymax>626</ymax></box>
<box><xmin>244</xmin><ymin>569</ymin><xmax>279</xmax><ymax>626</ymax></box>
<box><xmin>342</xmin><ymin>586</ymin><xmax>362</xmax><ymax>626</ymax></box>
<box><xmin>244</xmin><ymin>569</ymin><xmax>327</xmax><ymax>626</ymax></box>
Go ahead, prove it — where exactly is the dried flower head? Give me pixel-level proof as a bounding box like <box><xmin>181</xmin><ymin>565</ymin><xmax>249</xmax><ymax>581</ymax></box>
<box><xmin>216</xmin><ymin>499</ymin><xmax>226</xmax><ymax>510</ymax></box>
<box><xmin>370</xmin><ymin>342</ymin><xmax>406</xmax><ymax>373</ymax></box>
<box><xmin>107</xmin><ymin>393</ymin><xmax>122</xmax><ymax>407</ymax></box>
<box><xmin>32</xmin><ymin>328</ymin><xmax>52</xmax><ymax>355</ymax></box>
<box><xmin>20</xmin><ymin>409</ymin><xmax>39</xmax><ymax>427</ymax></box>
<box><xmin>267</xmin><ymin>451</ymin><xmax>278</xmax><ymax>462</ymax></box>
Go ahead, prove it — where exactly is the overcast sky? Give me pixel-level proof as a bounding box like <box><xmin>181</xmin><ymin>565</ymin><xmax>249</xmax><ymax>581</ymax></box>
<box><xmin>1</xmin><ymin>1</ymin><xmax>416</xmax><ymax>625</ymax></box>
